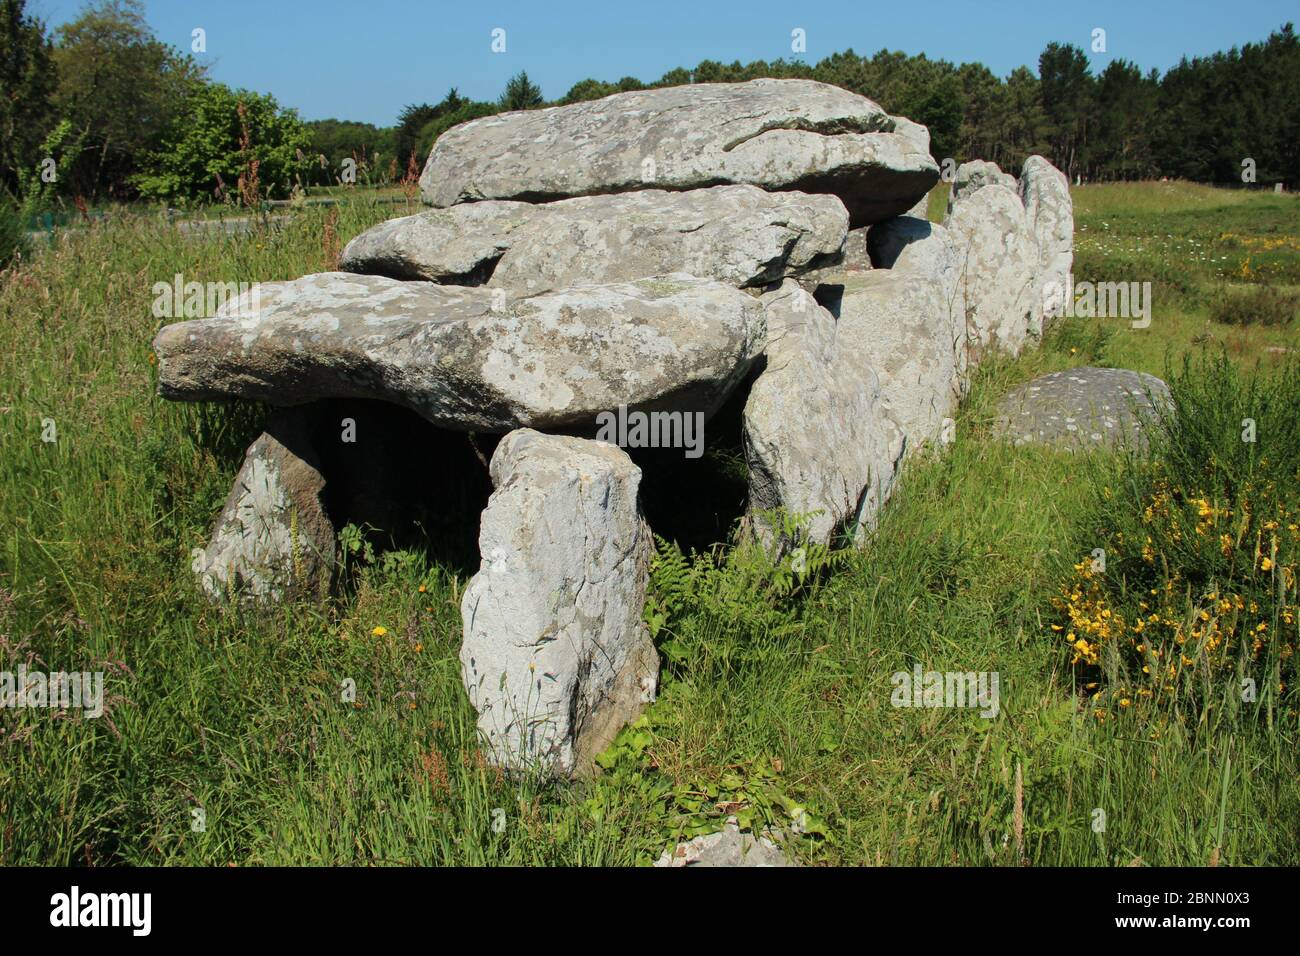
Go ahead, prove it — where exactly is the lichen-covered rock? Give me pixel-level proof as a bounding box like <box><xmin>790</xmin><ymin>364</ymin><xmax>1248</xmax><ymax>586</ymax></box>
<box><xmin>1019</xmin><ymin>155</ymin><xmax>1074</xmax><ymax>329</ymax></box>
<box><xmin>944</xmin><ymin>184</ymin><xmax>1038</xmax><ymax>360</ymax></box>
<box><xmin>341</xmin><ymin>186</ymin><xmax>849</xmax><ymax>292</ymax></box>
<box><xmin>459</xmin><ymin>429</ymin><xmax>657</xmax><ymax>777</ymax></box>
<box><xmin>194</xmin><ymin>412</ymin><xmax>334</xmax><ymax>603</ymax></box>
<box><xmin>743</xmin><ymin>281</ymin><xmax>899</xmax><ymax>548</ymax></box>
<box><xmin>420</xmin><ymin>79</ymin><xmax>938</xmax><ymax>227</ymax></box>
<box><xmin>993</xmin><ymin>367</ymin><xmax>1171</xmax><ymax>451</ymax></box>
<box><xmin>945</xmin><ymin>159</ymin><xmax>1018</xmax><ymax>213</ymax></box>
<box><xmin>867</xmin><ymin>215</ymin><xmax>968</xmax><ymax>398</ymax></box>
<box><xmin>654</xmin><ymin>819</ymin><xmax>796</xmax><ymax>867</ymax></box>
<box><xmin>837</xmin><ymin>271</ymin><xmax>958</xmax><ymax>453</ymax></box>
<box><xmin>153</xmin><ymin>272</ymin><xmax>766</xmax><ymax>433</ymax></box>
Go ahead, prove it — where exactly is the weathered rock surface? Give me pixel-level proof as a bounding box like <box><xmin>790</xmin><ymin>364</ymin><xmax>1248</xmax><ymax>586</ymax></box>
<box><xmin>867</xmin><ymin>215</ymin><xmax>968</xmax><ymax>397</ymax></box>
<box><xmin>945</xmin><ymin>159</ymin><xmax>1018</xmax><ymax>212</ymax></box>
<box><xmin>341</xmin><ymin>186</ymin><xmax>849</xmax><ymax>293</ymax></box>
<box><xmin>837</xmin><ymin>271</ymin><xmax>958</xmax><ymax>452</ymax></box>
<box><xmin>944</xmin><ymin>184</ymin><xmax>1038</xmax><ymax>360</ymax></box>
<box><xmin>993</xmin><ymin>367</ymin><xmax>1171</xmax><ymax>450</ymax></box>
<box><xmin>153</xmin><ymin>272</ymin><xmax>766</xmax><ymax>433</ymax></box>
<box><xmin>194</xmin><ymin>412</ymin><xmax>334</xmax><ymax>603</ymax></box>
<box><xmin>459</xmin><ymin>429</ymin><xmax>657</xmax><ymax>777</ymax></box>
<box><xmin>1019</xmin><ymin>155</ymin><xmax>1074</xmax><ymax>328</ymax></box>
<box><xmin>654</xmin><ymin>820</ymin><xmax>796</xmax><ymax>867</ymax></box>
<box><xmin>743</xmin><ymin>281</ymin><xmax>899</xmax><ymax>547</ymax></box>
<box><xmin>420</xmin><ymin>79</ymin><xmax>939</xmax><ymax>227</ymax></box>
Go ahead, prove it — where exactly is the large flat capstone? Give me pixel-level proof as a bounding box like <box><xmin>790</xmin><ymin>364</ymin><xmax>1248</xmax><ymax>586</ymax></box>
<box><xmin>340</xmin><ymin>185</ymin><xmax>849</xmax><ymax>292</ymax></box>
<box><xmin>153</xmin><ymin>272</ymin><xmax>766</xmax><ymax>433</ymax></box>
<box><xmin>419</xmin><ymin>79</ymin><xmax>938</xmax><ymax>227</ymax></box>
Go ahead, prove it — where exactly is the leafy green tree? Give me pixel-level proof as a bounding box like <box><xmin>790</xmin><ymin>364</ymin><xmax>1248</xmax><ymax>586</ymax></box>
<box><xmin>415</xmin><ymin>100</ymin><xmax>496</xmax><ymax>161</ymax></box>
<box><xmin>132</xmin><ymin>83</ymin><xmax>310</xmax><ymax>204</ymax></box>
<box><xmin>394</xmin><ymin>102</ymin><xmax>438</xmax><ymax>168</ymax></box>
<box><xmin>560</xmin><ymin>78</ymin><xmax>618</xmax><ymax>104</ymax></box>
<box><xmin>1038</xmin><ymin>42</ymin><xmax>1094</xmax><ymax>179</ymax></box>
<box><xmin>52</xmin><ymin>0</ymin><xmax>204</xmax><ymax>197</ymax></box>
<box><xmin>304</xmin><ymin>119</ymin><xmax>395</xmax><ymax>186</ymax></box>
<box><xmin>1092</xmin><ymin>60</ymin><xmax>1158</xmax><ymax>180</ymax></box>
<box><xmin>0</xmin><ymin>0</ymin><xmax>57</xmax><ymax>198</ymax></box>
<box><xmin>498</xmin><ymin>71</ymin><xmax>544</xmax><ymax>111</ymax></box>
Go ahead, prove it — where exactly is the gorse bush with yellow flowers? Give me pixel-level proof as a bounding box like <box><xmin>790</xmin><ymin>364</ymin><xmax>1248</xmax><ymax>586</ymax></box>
<box><xmin>1052</xmin><ymin>355</ymin><xmax>1300</xmax><ymax>722</ymax></box>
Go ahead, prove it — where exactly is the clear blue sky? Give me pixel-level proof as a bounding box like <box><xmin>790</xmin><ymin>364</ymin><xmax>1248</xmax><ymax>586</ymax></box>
<box><xmin>27</xmin><ymin>0</ymin><xmax>1297</xmax><ymax>126</ymax></box>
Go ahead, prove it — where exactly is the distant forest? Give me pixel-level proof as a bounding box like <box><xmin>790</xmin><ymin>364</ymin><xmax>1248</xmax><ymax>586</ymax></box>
<box><xmin>320</xmin><ymin>23</ymin><xmax>1300</xmax><ymax>191</ymax></box>
<box><xmin>2</xmin><ymin>0</ymin><xmax>1296</xmax><ymax>205</ymax></box>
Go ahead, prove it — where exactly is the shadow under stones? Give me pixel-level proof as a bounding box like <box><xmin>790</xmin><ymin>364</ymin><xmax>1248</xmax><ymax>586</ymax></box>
<box><xmin>623</xmin><ymin>368</ymin><xmax>755</xmax><ymax>555</ymax></box>
<box><xmin>303</xmin><ymin>398</ymin><xmax>496</xmax><ymax>579</ymax></box>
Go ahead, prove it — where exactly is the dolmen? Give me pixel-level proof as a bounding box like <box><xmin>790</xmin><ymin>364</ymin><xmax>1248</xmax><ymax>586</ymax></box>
<box><xmin>152</xmin><ymin>78</ymin><xmax>1074</xmax><ymax>777</ymax></box>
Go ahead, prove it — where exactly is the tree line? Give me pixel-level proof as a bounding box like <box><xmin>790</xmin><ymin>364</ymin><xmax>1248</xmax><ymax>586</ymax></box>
<box><xmin>3</xmin><ymin>0</ymin><xmax>1296</xmax><ymax>213</ymax></box>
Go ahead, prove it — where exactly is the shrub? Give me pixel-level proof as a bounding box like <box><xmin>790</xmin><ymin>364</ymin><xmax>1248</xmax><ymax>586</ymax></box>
<box><xmin>1050</xmin><ymin>354</ymin><xmax>1300</xmax><ymax>721</ymax></box>
<box><xmin>0</xmin><ymin>201</ymin><xmax>30</xmax><ymax>270</ymax></box>
<box><xmin>1209</xmin><ymin>283</ymin><xmax>1299</xmax><ymax>326</ymax></box>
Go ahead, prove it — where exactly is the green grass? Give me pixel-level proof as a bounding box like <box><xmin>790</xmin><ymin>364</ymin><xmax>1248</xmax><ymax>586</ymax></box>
<box><xmin>0</xmin><ymin>183</ymin><xmax>1296</xmax><ymax>866</ymax></box>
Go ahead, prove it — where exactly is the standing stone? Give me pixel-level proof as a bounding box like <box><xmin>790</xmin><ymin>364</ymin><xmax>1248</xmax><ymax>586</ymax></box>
<box><xmin>944</xmin><ymin>184</ymin><xmax>1038</xmax><ymax>361</ymax></box>
<box><xmin>944</xmin><ymin>159</ymin><xmax>1018</xmax><ymax>214</ymax></box>
<box><xmin>867</xmin><ymin>216</ymin><xmax>968</xmax><ymax>399</ymax></box>
<box><xmin>836</xmin><ymin>271</ymin><xmax>957</xmax><ymax>453</ymax></box>
<box><xmin>460</xmin><ymin>429</ymin><xmax>657</xmax><ymax>778</ymax></box>
<box><xmin>1019</xmin><ymin>155</ymin><xmax>1074</xmax><ymax>330</ymax></box>
<box><xmin>341</xmin><ymin>186</ymin><xmax>848</xmax><ymax>292</ymax></box>
<box><xmin>195</xmin><ymin>412</ymin><xmax>334</xmax><ymax>603</ymax></box>
<box><xmin>743</xmin><ymin>281</ymin><xmax>899</xmax><ymax>548</ymax></box>
<box><xmin>420</xmin><ymin>79</ymin><xmax>938</xmax><ymax>227</ymax></box>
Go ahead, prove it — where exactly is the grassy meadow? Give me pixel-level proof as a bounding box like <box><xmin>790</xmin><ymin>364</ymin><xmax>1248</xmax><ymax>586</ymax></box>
<box><xmin>0</xmin><ymin>183</ymin><xmax>1296</xmax><ymax>866</ymax></box>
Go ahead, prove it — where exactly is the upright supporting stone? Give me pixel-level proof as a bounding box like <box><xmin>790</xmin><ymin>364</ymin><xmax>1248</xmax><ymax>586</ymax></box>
<box><xmin>944</xmin><ymin>184</ymin><xmax>1038</xmax><ymax>361</ymax></box>
<box><xmin>195</xmin><ymin>411</ymin><xmax>335</xmax><ymax>603</ymax></box>
<box><xmin>743</xmin><ymin>281</ymin><xmax>900</xmax><ymax>549</ymax></box>
<box><xmin>837</xmin><ymin>271</ymin><xmax>959</xmax><ymax>454</ymax></box>
<box><xmin>1019</xmin><ymin>155</ymin><xmax>1074</xmax><ymax>331</ymax></box>
<box><xmin>460</xmin><ymin>429</ymin><xmax>657</xmax><ymax>777</ymax></box>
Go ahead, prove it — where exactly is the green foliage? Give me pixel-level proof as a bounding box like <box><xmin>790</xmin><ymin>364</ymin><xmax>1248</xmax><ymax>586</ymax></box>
<box><xmin>589</xmin><ymin>713</ymin><xmax>827</xmax><ymax>862</ymax></box>
<box><xmin>645</xmin><ymin>516</ymin><xmax>847</xmax><ymax>653</ymax></box>
<box><xmin>0</xmin><ymin>0</ymin><xmax>57</xmax><ymax>198</ymax></box>
<box><xmin>132</xmin><ymin>82</ymin><xmax>311</xmax><ymax>204</ymax></box>
<box><xmin>498</xmin><ymin>71</ymin><xmax>544</xmax><ymax>111</ymax></box>
<box><xmin>413</xmin><ymin>100</ymin><xmax>496</xmax><ymax>163</ymax></box>
<box><xmin>52</xmin><ymin>0</ymin><xmax>205</xmax><ymax>198</ymax></box>
<box><xmin>13</xmin><ymin>118</ymin><xmax>82</xmax><ymax>219</ymax></box>
<box><xmin>1049</xmin><ymin>354</ymin><xmax>1300</xmax><ymax>724</ymax></box>
<box><xmin>303</xmin><ymin>119</ymin><xmax>396</xmax><ymax>187</ymax></box>
<box><xmin>1209</xmin><ymin>284</ymin><xmax>1299</xmax><ymax>327</ymax></box>
<box><xmin>0</xmin><ymin>199</ymin><xmax>28</xmax><ymax>268</ymax></box>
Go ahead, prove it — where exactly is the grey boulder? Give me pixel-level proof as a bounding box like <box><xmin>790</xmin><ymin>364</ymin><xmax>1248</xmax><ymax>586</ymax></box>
<box><xmin>153</xmin><ymin>272</ymin><xmax>766</xmax><ymax>433</ymax></box>
<box><xmin>945</xmin><ymin>159</ymin><xmax>1018</xmax><ymax>213</ymax></box>
<box><xmin>459</xmin><ymin>429</ymin><xmax>657</xmax><ymax>777</ymax></box>
<box><xmin>867</xmin><ymin>215</ymin><xmax>968</xmax><ymax>398</ymax></box>
<box><xmin>655</xmin><ymin>820</ymin><xmax>796</xmax><ymax>867</ymax></box>
<box><xmin>341</xmin><ymin>185</ymin><xmax>849</xmax><ymax>292</ymax></box>
<box><xmin>837</xmin><ymin>271</ymin><xmax>959</xmax><ymax>453</ymax></box>
<box><xmin>743</xmin><ymin>280</ymin><xmax>899</xmax><ymax>548</ymax></box>
<box><xmin>944</xmin><ymin>184</ymin><xmax>1038</xmax><ymax>360</ymax></box>
<box><xmin>993</xmin><ymin>367</ymin><xmax>1171</xmax><ymax>451</ymax></box>
<box><xmin>420</xmin><ymin>79</ymin><xmax>938</xmax><ymax>227</ymax></box>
